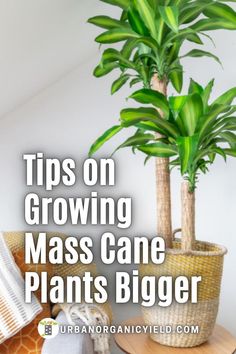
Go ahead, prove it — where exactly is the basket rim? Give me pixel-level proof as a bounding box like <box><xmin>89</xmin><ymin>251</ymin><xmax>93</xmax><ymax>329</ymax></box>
<box><xmin>166</xmin><ymin>239</ymin><xmax>228</xmax><ymax>257</ymax></box>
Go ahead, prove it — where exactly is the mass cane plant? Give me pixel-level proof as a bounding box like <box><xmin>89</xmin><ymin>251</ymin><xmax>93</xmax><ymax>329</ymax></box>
<box><xmin>89</xmin><ymin>0</ymin><xmax>236</xmax><ymax>248</ymax></box>
<box><xmin>89</xmin><ymin>79</ymin><xmax>236</xmax><ymax>250</ymax></box>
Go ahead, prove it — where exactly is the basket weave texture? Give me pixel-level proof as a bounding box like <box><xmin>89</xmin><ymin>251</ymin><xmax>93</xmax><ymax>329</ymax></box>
<box><xmin>140</xmin><ymin>240</ymin><xmax>227</xmax><ymax>347</ymax></box>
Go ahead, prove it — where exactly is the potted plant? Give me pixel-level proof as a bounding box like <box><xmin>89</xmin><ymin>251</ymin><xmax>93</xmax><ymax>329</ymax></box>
<box><xmin>88</xmin><ymin>0</ymin><xmax>236</xmax><ymax>249</ymax></box>
<box><xmin>89</xmin><ymin>78</ymin><xmax>236</xmax><ymax>346</ymax></box>
<box><xmin>88</xmin><ymin>0</ymin><xmax>236</xmax><ymax>348</ymax></box>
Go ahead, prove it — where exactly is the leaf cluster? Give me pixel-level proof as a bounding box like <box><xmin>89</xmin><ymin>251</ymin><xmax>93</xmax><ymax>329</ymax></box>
<box><xmin>88</xmin><ymin>0</ymin><xmax>236</xmax><ymax>93</ymax></box>
<box><xmin>89</xmin><ymin>80</ymin><xmax>236</xmax><ymax>190</ymax></box>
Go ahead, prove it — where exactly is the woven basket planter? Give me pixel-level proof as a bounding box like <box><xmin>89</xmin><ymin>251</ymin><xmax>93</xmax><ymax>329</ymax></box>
<box><xmin>140</xmin><ymin>240</ymin><xmax>227</xmax><ymax>347</ymax></box>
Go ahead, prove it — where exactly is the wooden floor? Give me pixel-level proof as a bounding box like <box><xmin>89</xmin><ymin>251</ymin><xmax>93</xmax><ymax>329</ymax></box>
<box><xmin>115</xmin><ymin>317</ymin><xmax>236</xmax><ymax>354</ymax></box>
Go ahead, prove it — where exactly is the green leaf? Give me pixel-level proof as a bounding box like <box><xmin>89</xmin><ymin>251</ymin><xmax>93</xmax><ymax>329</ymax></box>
<box><xmin>180</xmin><ymin>49</ymin><xmax>222</xmax><ymax>66</ymax></box>
<box><xmin>100</xmin><ymin>0</ymin><xmax>129</xmax><ymax>9</ymax></box>
<box><xmin>101</xmin><ymin>48</ymin><xmax>121</xmax><ymax>64</ymax></box>
<box><xmin>121</xmin><ymin>39</ymin><xmax>137</xmax><ymax>58</ymax></box>
<box><xmin>120</xmin><ymin>36</ymin><xmax>159</xmax><ymax>55</ymax></box>
<box><xmin>212</xmin><ymin>87</ymin><xmax>236</xmax><ymax>107</ymax></box>
<box><xmin>186</xmin><ymin>33</ymin><xmax>203</xmax><ymax>44</ymax></box>
<box><xmin>135</xmin><ymin>37</ymin><xmax>159</xmax><ymax>51</ymax></box>
<box><xmin>179</xmin><ymin>94</ymin><xmax>204</xmax><ymax>136</ymax></box>
<box><xmin>135</xmin><ymin>121</ymin><xmax>164</xmax><ymax>133</ymax></box>
<box><xmin>162</xmin><ymin>27</ymin><xmax>206</xmax><ymax>50</ymax></box>
<box><xmin>146</xmin><ymin>0</ymin><xmax>158</xmax><ymax>10</ymax></box>
<box><xmin>120</xmin><ymin>107</ymin><xmax>179</xmax><ymax>137</ymax></box>
<box><xmin>203</xmin><ymin>2</ymin><xmax>236</xmax><ymax>24</ymax></box>
<box><xmin>170</xmin><ymin>157</ymin><xmax>180</xmax><ymax>167</ymax></box>
<box><xmin>220</xmin><ymin>117</ymin><xmax>236</xmax><ymax>130</ymax></box>
<box><xmin>89</xmin><ymin>125</ymin><xmax>123</xmax><ymax>156</ymax></box>
<box><xmin>159</xmin><ymin>6</ymin><xmax>179</xmax><ymax>33</ymax></box>
<box><xmin>211</xmin><ymin>147</ymin><xmax>227</xmax><ymax>161</ymax></box>
<box><xmin>169</xmin><ymin>65</ymin><xmax>183</xmax><ymax>93</ymax></box>
<box><xmin>201</xmin><ymin>32</ymin><xmax>216</xmax><ymax>46</ymax></box>
<box><xmin>208</xmin><ymin>152</ymin><xmax>216</xmax><ymax>163</ymax></box>
<box><xmin>180</xmin><ymin>1</ymin><xmax>213</xmax><ymax>24</ymax></box>
<box><xmin>133</xmin><ymin>0</ymin><xmax>158</xmax><ymax>39</ymax></box>
<box><xmin>191</xmin><ymin>18</ymin><xmax>236</xmax><ymax>31</ymax></box>
<box><xmin>115</xmin><ymin>133</ymin><xmax>154</xmax><ymax>151</ymax></box>
<box><xmin>101</xmin><ymin>49</ymin><xmax>135</xmax><ymax>69</ymax></box>
<box><xmin>144</xmin><ymin>155</ymin><xmax>151</xmax><ymax>165</ymax></box>
<box><xmin>111</xmin><ymin>74</ymin><xmax>130</xmax><ymax>94</ymax></box>
<box><xmin>195</xmin><ymin>146</ymin><xmax>226</xmax><ymax>163</ymax></box>
<box><xmin>155</xmin><ymin>15</ymin><xmax>166</xmax><ymax>45</ymax></box>
<box><xmin>165</xmin><ymin>28</ymin><xmax>197</xmax><ymax>46</ymax></box>
<box><xmin>211</xmin><ymin>110</ymin><xmax>236</xmax><ymax>132</ymax></box>
<box><xmin>121</xmin><ymin>107</ymin><xmax>160</xmax><ymax>120</ymax></box>
<box><xmin>120</xmin><ymin>9</ymin><xmax>128</xmax><ymax>21</ymax></box>
<box><xmin>167</xmin><ymin>42</ymin><xmax>181</xmax><ymax>65</ymax></box>
<box><xmin>177</xmin><ymin>135</ymin><xmax>199</xmax><ymax>174</ymax></box>
<box><xmin>127</xmin><ymin>6</ymin><xmax>149</xmax><ymax>35</ymax></box>
<box><xmin>180</xmin><ymin>7</ymin><xmax>201</xmax><ymax>25</ymax></box>
<box><xmin>201</xmin><ymin>79</ymin><xmax>215</xmax><ymax>110</ymax></box>
<box><xmin>220</xmin><ymin>131</ymin><xmax>236</xmax><ymax>148</ymax></box>
<box><xmin>169</xmin><ymin>95</ymin><xmax>188</xmax><ymax>114</ymax></box>
<box><xmin>130</xmin><ymin>89</ymin><xmax>169</xmax><ymax>117</ymax></box>
<box><xmin>93</xmin><ymin>62</ymin><xmax>118</xmax><ymax>77</ymax></box>
<box><xmin>88</xmin><ymin>16</ymin><xmax>126</xmax><ymax>29</ymax></box>
<box><xmin>224</xmin><ymin>149</ymin><xmax>236</xmax><ymax>157</ymax></box>
<box><xmin>199</xmin><ymin>104</ymin><xmax>229</xmax><ymax>140</ymax></box>
<box><xmin>130</xmin><ymin>77</ymin><xmax>141</xmax><ymax>87</ymax></box>
<box><xmin>138</xmin><ymin>142</ymin><xmax>178</xmax><ymax>157</ymax></box>
<box><xmin>188</xmin><ymin>79</ymin><xmax>204</xmax><ymax>95</ymax></box>
<box><xmin>95</xmin><ymin>28</ymin><xmax>139</xmax><ymax>43</ymax></box>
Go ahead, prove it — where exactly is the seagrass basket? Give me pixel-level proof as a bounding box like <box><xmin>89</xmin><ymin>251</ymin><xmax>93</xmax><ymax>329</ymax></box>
<box><xmin>140</xmin><ymin>239</ymin><xmax>227</xmax><ymax>347</ymax></box>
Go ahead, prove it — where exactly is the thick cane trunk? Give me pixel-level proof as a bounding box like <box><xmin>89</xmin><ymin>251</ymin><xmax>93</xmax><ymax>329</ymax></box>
<box><xmin>181</xmin><ymin>180</ymin><xmax>195</xmax><ymax>251</ymax></box>
<box><xmin>152</xmin><ymin>74</ymin><xmax>172</xmax><ymax>249</ymax></box>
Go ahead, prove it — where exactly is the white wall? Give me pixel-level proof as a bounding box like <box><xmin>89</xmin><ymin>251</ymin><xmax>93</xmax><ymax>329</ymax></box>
<box><xmin>0</xmin><ymin>16</ymin><xmax>235</xmax><ymax>354</ymax></box>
